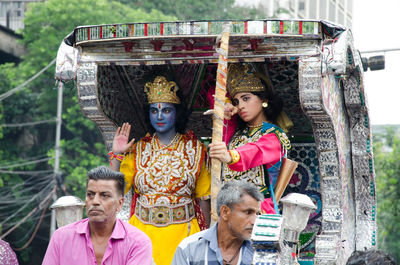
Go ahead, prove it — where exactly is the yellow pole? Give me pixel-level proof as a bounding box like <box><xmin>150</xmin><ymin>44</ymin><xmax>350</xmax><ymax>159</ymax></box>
<box><xmin>210</xmin><ymin>22</ymin><xmax>230</xmax><ymax>222</ymax></box>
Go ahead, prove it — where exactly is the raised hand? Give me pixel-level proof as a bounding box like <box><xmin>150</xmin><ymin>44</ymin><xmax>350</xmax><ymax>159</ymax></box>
<box><xmin>224</xmin><ymin>102</ymin><xmax>238</xmax><ymax>120</ymax></box>
<box><xmin>112</xmin><ymin>122</ymin><xmax>135</xmax><ymax>154</ymax></box>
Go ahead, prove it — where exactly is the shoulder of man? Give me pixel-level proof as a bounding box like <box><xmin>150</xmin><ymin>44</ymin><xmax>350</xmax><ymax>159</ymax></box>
<box><xmin>54</xmin><ymin>218</ymin><xmax>87</xmax><ymax>234</ymax></box>
<box><xmin>176</xmin><ymin>229</ymin><xmax>209</xmax><ymax>253</ymax></box>
<box><xmin>179</xmin><ymin>229</ymin><xmax>207</xmax><ymax>247</ymax></box>
<box><xmin>241</xmin><ymin>240</ymin><xmax>256</xmax><ymax>265</ymax></box>
<box><xmin>47</xmin><ymin>218</ymin><xmax>88</xmax><ymax>248</ymax></box>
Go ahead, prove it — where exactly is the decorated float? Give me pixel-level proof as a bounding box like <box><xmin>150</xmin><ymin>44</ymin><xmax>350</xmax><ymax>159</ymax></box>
<box><xmin>55</xmin><ymin>19</ymin><xmax>377</xmax><ymax>264</ymax></box>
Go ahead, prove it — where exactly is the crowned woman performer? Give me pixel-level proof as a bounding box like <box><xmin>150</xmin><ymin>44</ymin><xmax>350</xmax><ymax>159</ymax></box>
<box><xmin>109</xmin><ymin>76</ymin><xmax>211</xmax><ymax>265</ymax></box>
<box><xmin>209</xmin><ymin>63</ymin><xmax>292</xmax><ymax>213</ymax></box>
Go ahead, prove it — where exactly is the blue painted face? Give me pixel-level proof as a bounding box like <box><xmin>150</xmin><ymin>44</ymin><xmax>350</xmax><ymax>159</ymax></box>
<box><xmin>149</xmin><ymin>103</ymin><xmax>176</xmax><ymax>133</ymax></box>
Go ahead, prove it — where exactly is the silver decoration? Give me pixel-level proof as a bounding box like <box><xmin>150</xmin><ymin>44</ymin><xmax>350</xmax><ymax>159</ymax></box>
<box><xmin>341</xmin><ymin>31</ymin><xmax>377</xmax><ymax>251</ymax></box>
<box><xmin>77</xmin><ymin>61</ymin><xmax>117</xmax><ymax>151</ymax></box>
<box><xmin>253</xmin><ymin>251</ymin><xmax>280</xmax><ymax>265</ymax></box>
<box><xmin>68</xmin><ymin>20</ymin><xmax>377</xmax><ymax>264</ymax></box>
<box><xmin>117</xmin><ymin>189</ymin><xmax>133</xmax><ymax>222</ymax></box>
<box><xmin>251</xmin><ymin>214</ymin><xmax>283</xmax><ymax>264</ymax></box>
<box><xmin>299</xmin><ymin>29</ymin><xmax>377</xmax><ymax>264</ymax></box>
<box><xmin>314</xmin><ymin>235</ymin><xmax>339</xmax><ymax>264</ymax></box>
<box><xmin>55</xmin><ymin>40</ymin><xmax>79</xmax><ymax>81</ymax></box>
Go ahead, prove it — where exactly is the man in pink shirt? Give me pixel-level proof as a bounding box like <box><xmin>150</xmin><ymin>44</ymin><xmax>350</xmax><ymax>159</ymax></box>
<box><xmin>42</xmin><ymin>166</ymin><xmax>153</xmax><ymax>265</ymax></box>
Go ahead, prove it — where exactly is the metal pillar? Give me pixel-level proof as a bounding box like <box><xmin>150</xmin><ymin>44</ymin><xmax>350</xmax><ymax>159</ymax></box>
<box><xmin>50</xmin><ymin>81</ymin><xmax>63</xmax><ymax>237</ymax></box>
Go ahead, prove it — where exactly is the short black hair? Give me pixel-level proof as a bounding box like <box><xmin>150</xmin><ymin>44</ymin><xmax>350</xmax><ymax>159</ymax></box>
<box><xmin>86</xmin><ymin>166</ymin><xmax>125</xmax><ymax>196</ymax></box>
<box><xmin>346</xmin><ymin>250</ymin><xmax>397</xmax><ymax>265</ymax></box>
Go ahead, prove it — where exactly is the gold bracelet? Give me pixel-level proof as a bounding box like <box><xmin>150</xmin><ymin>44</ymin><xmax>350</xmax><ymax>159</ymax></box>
<box><xmin>228</xmin><ymin>150</ymin><xmax>240</xmax><ymax>165</ymax></box>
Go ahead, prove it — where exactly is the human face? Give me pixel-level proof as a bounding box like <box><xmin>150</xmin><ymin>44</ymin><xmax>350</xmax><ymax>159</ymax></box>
<box><xmin>226</xmin><ymin>194</ymin><xmax>261</xmax><ymax>240</ymax></box>
<box><xmin>232</xmin><ymin>92</ymin><xmax>266</xmax><ymax>126</ymax></box>
<box><xmin>86</xmin><ymin>179</ymin><xmax>123</xmax><ymax>224</ymax></box>
<box><xmin>149</xmin><ymin>103</ymin><xmax>176</xmax><ymax>133</ymax></box>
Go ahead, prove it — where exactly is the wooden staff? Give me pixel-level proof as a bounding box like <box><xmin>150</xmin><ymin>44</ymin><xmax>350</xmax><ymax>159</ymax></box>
<box><xmin>210</xmin><ymin>22</ymin><xmax>230</xmax><ymax>222</ymax></box>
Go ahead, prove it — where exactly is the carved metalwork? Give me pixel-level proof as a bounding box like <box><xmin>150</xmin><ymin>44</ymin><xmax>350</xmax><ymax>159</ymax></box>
<box><xmin>71</xmin><ymin>20</ymin><xmax>376</xmax><ymax>264</ymax></box>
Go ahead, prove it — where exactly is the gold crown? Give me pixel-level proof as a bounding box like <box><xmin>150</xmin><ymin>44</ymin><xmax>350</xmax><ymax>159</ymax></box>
<box><xmin>144</xmin><ymin>76</ymin><xmax>181</xmax><ymax>104</ymax></box>
<box><xmin>227</xmin><ymin>64</ymin><xmax>265</xmax><ymax>97</ymax></box>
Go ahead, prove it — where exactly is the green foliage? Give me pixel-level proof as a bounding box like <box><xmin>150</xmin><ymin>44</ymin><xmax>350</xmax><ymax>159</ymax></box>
<box><xmin>14</xmin><ymin>0</ymin><xmax>174</xmax><ymax>197</ymax></box>
<box><xmin>121</xmin><ymin>0</ymin><xmax>265</xmax><ymax>20</ymax></box>
<box><xmin>373</xmin><ymin>125</ymin><xmax>400</xmax><ymax>261</ymax></box>
<box><xmin>0</xmin><ymin>1</ymin><xmax>173</xmax><ymax>262</ymax></box>
<box><xmin>22</xmin><ymin>0</ymin><xmax>175</xmax><ymax>53</ymax></box>
<box><xmin>0</xmin><ymin>0</ymin><xmax>266</xmax><ymax>262</ymax></box>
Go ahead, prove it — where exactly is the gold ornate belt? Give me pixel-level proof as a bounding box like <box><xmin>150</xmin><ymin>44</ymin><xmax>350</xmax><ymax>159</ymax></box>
<box><xmin>135</xmin><ymin>200</ymin><xmax>195</xmax><ymax>227</ymax></box>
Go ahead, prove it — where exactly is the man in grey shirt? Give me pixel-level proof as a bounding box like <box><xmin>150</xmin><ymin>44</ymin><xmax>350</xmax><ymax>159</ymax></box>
<box><xmin>172</xmin><ymin>180</ymin><xmax>263</xmax><ymax>265</ymax></box>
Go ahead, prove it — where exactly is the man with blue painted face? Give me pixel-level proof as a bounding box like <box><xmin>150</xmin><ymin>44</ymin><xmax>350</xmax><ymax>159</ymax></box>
<box><xmin>110</xmin><ymin>76</ymin><xmax>211</xmax><ymax>265</ymax></box>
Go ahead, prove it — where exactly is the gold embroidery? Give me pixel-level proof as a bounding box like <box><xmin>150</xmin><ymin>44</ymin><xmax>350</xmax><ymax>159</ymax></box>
<box><xmin>134</xmin><ymin>134</ymin><xmax>205</xmax><ymax>212</ymax></box>
<box><xmin>274</xmin><ymin>129</ymin><xmax>291</xmax><ymax>150</ymax></box>
<box><xmin>135</xmin><ymin>200</ymin><xmax>195</xmax><ymax>227</ymax></box>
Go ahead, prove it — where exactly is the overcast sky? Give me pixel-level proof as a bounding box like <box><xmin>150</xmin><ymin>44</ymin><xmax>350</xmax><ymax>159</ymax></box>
<box><xmin>234</xmin><ymin>0</ymin><xmax>397</xmax><ymax>124</ymax></box>
<box><xmin>352</xmin><ymin>0</ymin><xmax>400</xmax><ymax>125</ymax></box>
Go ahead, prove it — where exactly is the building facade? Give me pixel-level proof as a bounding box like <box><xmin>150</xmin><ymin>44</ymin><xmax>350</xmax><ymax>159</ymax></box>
<box><xmin>236</xmin><ymin>0</ymin><xmax>354</xmax><ymax>28</ymax></box>
<box><xmin>0</xmin><ymin>0</ymin><xmax>40</xmax><ymax>63</ymax></box>
<box><xmin>0</xmin><ymin>0</ymin><xmax>41</xmax><ymax>31</ymax></box>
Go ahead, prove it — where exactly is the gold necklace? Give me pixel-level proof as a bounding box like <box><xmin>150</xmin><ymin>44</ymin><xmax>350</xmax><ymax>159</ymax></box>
<box><xmin>247</xmin><ymin>122</ymin><xmax>263</xmax><ymax>129</ymax></box>
<box><xmin>152</xmin><ymin>133</ymin><xmax>180</xmax><ymax>150</ymax></box>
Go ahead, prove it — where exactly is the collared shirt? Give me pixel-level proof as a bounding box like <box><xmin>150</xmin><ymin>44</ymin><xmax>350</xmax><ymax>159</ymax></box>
<box><xmin>42</xmin><ymin>218</ymin><xmax>152</xmax><ymax>265</ymax></box>
<box><xmin>171</xmin><ymin>223</ymin><xmax>254</xmax><ymax>265</ymax></box>
<box><xmin>0</xmin><ymin>239</ymin><xmax>18</xmax><ymax>265</ymax></box>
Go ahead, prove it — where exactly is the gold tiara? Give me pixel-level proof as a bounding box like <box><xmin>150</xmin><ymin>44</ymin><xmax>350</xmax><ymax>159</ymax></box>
<box><xmin>227</xmin><ymin>64</ymin><xmax>265</xmax><ymax>97</ymax></box>
<box><xmin>144</xmin><ymin>76</ymin><xmax>181</xmax><ymax>104</ymax></box>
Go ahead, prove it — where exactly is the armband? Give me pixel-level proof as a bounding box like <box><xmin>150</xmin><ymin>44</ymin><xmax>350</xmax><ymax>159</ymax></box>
<box><xmin>228</xmin><ymin>150</ymin><xmax>240</xmax><ymax>165</ymax></box>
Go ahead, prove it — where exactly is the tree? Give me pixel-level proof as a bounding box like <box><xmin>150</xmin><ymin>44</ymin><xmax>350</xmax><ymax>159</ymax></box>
<box><xmin>373</xmin><ymin>125</ymin><xmax>400</xmax><ymax>262</ymax></box>
<box><xmin>0</xmin><ymin>1</ymin><xmax>173</xmax><ymax>263</ymax></box>
<box><xmin>0</xmin><ymin>0</ymin><xmax>271</xmax><ymax>263</ymax></box>
<box><xmin>119</xmin><ymin>0</ymin><xmax>265</xmax><ymax>20</ymax></box>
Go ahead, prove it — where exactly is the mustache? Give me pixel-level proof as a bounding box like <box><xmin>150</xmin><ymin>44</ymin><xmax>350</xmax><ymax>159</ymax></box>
<box><xmin>88</xmin><ymin>206</ymin><xmax>103</xmax><ymax>213</ymax></box>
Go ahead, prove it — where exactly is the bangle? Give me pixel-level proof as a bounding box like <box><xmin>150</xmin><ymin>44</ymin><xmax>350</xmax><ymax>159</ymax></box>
<box><xmin>228</xmin><ymin>150</ymin><xmax>240</xmax><ymax>165</ymax></box>
<box><xmin>107</xmin><ymin>151</ymin><xmax>124</xmax><ymax>162</ymax></box>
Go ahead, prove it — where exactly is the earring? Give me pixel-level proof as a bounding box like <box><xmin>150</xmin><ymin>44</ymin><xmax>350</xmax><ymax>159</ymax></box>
<box><xmin>262</xmin><ymin>102</ymin><xmax>268</xmax><ymax>108</ymax></box>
